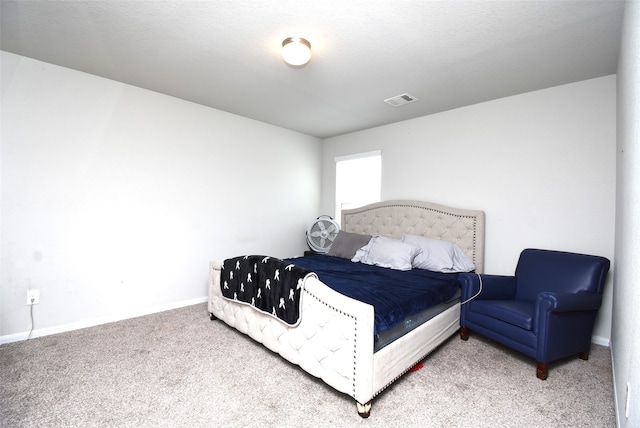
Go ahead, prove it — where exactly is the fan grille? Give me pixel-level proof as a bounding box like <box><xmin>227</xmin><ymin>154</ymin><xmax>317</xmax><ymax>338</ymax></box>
<box><xmin>306</xmin><ymin>216</ymin><xmax>340</xmax><ymax>253</ymax></box>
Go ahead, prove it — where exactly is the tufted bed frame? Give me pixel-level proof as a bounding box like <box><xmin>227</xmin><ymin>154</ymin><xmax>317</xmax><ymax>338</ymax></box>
<box><xmin>208</xmin><ymin>200</ymin><xmax>485</xmax><ymax>417</ymax></box>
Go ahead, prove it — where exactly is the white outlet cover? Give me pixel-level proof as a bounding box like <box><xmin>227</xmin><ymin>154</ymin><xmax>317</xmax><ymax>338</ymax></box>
<box><xmin>27</xmin><ymin>290</ymin><xmax>40</xmax><ymax>305</ymax></box>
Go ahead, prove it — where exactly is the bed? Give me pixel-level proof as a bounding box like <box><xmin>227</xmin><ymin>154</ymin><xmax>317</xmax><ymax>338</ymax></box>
<box><xmin>208</xmin><ymin>199</ymin><xmax>485</xmax><ymax>417</ymax></box>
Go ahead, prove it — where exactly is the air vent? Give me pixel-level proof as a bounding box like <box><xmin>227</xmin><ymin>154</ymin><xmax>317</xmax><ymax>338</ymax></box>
<box><xmin>384</xmin><ymin>93</ymin><xmax>418</xmax><ymax>107</ymax></box>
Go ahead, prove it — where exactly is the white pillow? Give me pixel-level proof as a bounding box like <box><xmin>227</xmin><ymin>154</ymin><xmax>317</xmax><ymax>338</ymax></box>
<box><xmin>351</xmin><ymin>236</ymin><xmax>422</xmax><ymax>271</ymax></box>
<box><xmin>451</xmin><ymin>244</ymin><xmax>476</xmax><ymax>272</ymax></box>
<box><xmin>401</xmin><ymin>233</ymin><xmax>475</xmax><ymax>273</ymax></box>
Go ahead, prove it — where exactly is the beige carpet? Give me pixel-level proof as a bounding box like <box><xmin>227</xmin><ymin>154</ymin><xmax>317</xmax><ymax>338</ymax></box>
<box><xmin>0</xmin><ymin>303</ymin><xmax>615</xmax><ymax>427</ymax></box>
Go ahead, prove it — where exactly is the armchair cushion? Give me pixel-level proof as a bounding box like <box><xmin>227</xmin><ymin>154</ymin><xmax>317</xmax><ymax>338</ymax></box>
<box><xmin>470</xmin><ymin>300</ymin><xmax>534</xmax><ymax>330</ymax></box>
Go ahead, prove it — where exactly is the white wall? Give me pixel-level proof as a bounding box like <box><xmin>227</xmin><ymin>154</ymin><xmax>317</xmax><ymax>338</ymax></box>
<box><xmin>1</xmin><ymin>52</ymin><xmax>321</xmax><ymax>342</ymax></box>
<box><xmin>612</xmin><ymin>1</ymin><xmax>640</xmax><ymax>426</ymax></box>
<box><xmin>0</xmin><ymin>48</ymin><xmax>619</xmax><ymax>350</ymax></box>
<box><xmin>322</xmin><ymin>75</ymin><xmax>617</xmax><ymax>343</ymax></box>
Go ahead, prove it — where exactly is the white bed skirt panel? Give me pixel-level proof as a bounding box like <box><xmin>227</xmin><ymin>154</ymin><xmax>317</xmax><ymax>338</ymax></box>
<box><xmin>372</xmin><ymin>304</ymin><xmax>460</xmax><ymax>393</ymax></box>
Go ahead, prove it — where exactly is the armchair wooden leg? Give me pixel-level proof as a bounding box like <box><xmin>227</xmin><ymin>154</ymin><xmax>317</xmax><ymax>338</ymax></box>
<box><xmin>536</xmin><ymin>362</ymin><xmax>549</xmax><ymax>380</ymax></box>
<box><xmin>460</xmin><ymin>327</ymin><xmax>470</xmax><ymax>341</ymax></box>
<box><xmin>578</xmin><ymin>351</ymin><xmax>589</xmax><ymax>361</ymax></box>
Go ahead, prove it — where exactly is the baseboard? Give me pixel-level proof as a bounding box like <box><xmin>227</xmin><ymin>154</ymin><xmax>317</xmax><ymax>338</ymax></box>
<box><xmin>0</xmin><ymin>296</ymin><xmax>208</xmax><ymax>345</ymax></box>
<box><xmin>592</xmin><ymin>335</ymin><xmax>610</xmax><ymax>347</ymax></box>
<box><xmin>2</xmin><ymin>302</ymin><xmax>612</xmax><ymax>348</ymax></box>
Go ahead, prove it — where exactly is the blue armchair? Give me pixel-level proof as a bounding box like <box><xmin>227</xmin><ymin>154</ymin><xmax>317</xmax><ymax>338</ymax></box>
<box><xmin>459</xmin><ymin>248</ymin><xmax>610</xmax><ymax>380</ymax></box>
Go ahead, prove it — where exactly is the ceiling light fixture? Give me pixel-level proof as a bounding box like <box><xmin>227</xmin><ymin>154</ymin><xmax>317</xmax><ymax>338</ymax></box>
<box><xmin>282</xmin><ymin>37</ymin><xmax>311</xmax><ymax>66</ymax></box>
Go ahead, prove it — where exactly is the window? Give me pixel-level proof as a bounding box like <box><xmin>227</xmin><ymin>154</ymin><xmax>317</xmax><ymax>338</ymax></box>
<box><xmin>335</xmin><ymin>151</ymin><xmax>381</xmax><ymax>224</ymax></box>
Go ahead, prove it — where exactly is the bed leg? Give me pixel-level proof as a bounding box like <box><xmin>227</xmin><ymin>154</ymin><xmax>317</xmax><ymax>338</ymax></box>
<box><xmin>209</xmin><ymin>312</ymin><xmax>217</xmax><ymax>321</ymax></box>
<box><xmin>356</xmin><ymin>401</ymin><xmax>371</xmax><ymax>418</ymax></box>
<box><xmin>460</xmin><ymin>326</ymin><xmax>470</xmax><ymax>341</ymax></box>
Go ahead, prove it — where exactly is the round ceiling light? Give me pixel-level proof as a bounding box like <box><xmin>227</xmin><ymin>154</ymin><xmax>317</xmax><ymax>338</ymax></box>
<box><xmin>282</xmin><ymin>37</ymin><xmax>311</xmax><ymax>66</ymax></box>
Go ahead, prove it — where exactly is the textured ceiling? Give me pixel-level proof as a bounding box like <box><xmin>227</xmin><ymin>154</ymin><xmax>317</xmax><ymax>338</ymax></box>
<box><xmin>0</xmin><ymin>1</ymin><xmax>625</xmax><ymax>138</ymax></box>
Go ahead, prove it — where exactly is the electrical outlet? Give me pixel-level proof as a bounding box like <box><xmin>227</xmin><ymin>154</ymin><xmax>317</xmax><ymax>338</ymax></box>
<box><xmin>27</xmin><ymin>289</ymin><xmax>40</xmax><ymax>305</ymax></box>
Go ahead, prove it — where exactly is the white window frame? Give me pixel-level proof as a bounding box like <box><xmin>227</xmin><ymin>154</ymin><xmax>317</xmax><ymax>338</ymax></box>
<box><xmin>334</xmin><ymin>150</ymin><xmax>381</xmax><ymax>225</ymax></box>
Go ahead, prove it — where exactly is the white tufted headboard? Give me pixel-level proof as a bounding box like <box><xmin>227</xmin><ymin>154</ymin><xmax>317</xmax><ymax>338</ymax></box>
<box><xmin>342</xmin><ymin>200</ymin><xmax>485</xmax><ymax>273</ymax></box>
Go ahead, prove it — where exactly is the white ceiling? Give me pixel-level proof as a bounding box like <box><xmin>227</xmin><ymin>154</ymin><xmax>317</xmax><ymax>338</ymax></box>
<box><xmin>1</xmin><ymin>1</ymin><xmax>625</xmax><ymax>139</ymax></box>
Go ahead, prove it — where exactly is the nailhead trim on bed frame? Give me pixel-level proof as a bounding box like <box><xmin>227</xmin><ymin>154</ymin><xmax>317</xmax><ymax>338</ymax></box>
<box><xmin>372</xmin><ymin>337</ymin><xmax>451</xmax><ymax>400</ymax></box>
<box><xmin>305</xmin><ymin>289</ymin><xmax>359</xmax><ymax>399</ymax></box>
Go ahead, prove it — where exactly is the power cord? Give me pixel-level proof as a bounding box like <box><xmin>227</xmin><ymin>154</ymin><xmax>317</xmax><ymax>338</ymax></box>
<box><xmin>460</xmin><ymin>272</ymin><xmax>483</xmax><ymax>305</ymax></box>
<box><xmin>27</xmin><ymin>297</ymin><xmax>35</xmax><ymax>339</ymax></box>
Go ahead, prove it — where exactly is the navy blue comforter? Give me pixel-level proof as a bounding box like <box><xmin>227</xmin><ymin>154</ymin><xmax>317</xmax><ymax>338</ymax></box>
<box><xmin>284</xmin><ymin>255</ymin><xmax>460</xmax><ymax>335</ymax></box>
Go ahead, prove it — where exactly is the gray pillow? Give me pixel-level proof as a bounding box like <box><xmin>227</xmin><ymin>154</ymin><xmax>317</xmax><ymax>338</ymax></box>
<box><xmin>327</xmin><ymin>231</ymin><xmax>372</xmax><ymax>259</ymax></box>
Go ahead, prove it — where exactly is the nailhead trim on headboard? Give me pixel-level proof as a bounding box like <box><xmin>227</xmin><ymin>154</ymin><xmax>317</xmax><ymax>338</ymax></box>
<box><xmin>342</xmin><ymin>200</ymin><xmax>485</xmax><ymax>273</ymax></box>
